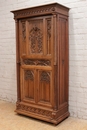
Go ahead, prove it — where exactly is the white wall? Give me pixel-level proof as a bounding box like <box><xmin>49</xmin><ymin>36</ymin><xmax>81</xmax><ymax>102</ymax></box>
<box><xmin>62</xmin><ymin>0</ymin><xmax>87</xmax><ymax>119</ymax></box>
<box><xmin>0</xmin><ymin>0</ymin><xmax>87</xmax><ymax>119</ymax></box>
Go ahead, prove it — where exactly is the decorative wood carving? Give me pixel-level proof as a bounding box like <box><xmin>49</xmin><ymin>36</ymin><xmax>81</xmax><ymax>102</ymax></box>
<box><xmin>24</xmin><ymin>59</ymin><xmax>35</xmax><ymax>65</ymax></box>
<box><xmin>17</xmin><ymin>104</ymin><xmax>52</xmax><ymax>117</ymax></box>
<box><xmin>25</xmin><ymin>70</ymin><xmax>34</xmax><ymax>80</ymax></box>
<box><xmin>40</xmin><ymin>71</ymin><xmax>50</xmax><ymax>82</ymax></box>
<box><xmin>47</xmin><ymin>19</ymin><xmax>51</xmax><ymax>54</ymax></box>
<box><xmin>23</xmin><ymin>59</ymin><xmax>51</xmax><ymax>66</ymax></box>
<box><xmin>22</xmin><ymin>21</ymin><xmax>26</xmax><ymax>41</ymax></box>
<box><xmin>29</xmin><ymin>26</ymin><xmax>43</xmax><ymax>53</ymax></box>
<box><xmin>47</xmin><ymin>20</ymin><xmax>51</xmax><ymax>38</ymax></box>
<box><xmin>13</xmin><ymin>6</ymin><xmax>56</xmax><ymax>19</ymax></box>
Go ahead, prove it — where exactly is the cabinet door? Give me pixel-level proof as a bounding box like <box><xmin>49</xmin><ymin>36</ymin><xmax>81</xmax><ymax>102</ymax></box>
<box><xmin>19</xmin><ymin>16</ymin><xmax>53</xmax><ymax>57</ymax></box>
<box><xmin>37</xmin><ymin>69</ymin><xmax>53</xmax><ymax>107</ymax></box>
<box><xmin>20</xmin><ymin>67</ymin><xmax>36</xmax><ymax>104</ymax></box>
<box><xmin>19</xmin><ymin>15</ymin><xmax>53</xmax><ymax>107</ymax></box>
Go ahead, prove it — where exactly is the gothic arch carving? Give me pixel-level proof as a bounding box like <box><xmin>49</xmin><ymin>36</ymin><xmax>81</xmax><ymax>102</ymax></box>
<box><xmin>25</xmin><ymin>70</ymin><xmax>34</xmax><ymax>80</ymax></box>
<box><xmin>29</xmin><ymin>26</ymin><xmax>43</xmax><ymax>53</ymax></box>
<box><xmin>40</xmin><ymin>71</ymin><xmax>50</xmax><ymax>82</ymax></box>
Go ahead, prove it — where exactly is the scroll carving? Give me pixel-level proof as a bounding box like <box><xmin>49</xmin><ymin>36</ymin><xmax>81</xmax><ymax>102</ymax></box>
<box><xmin>40</xmin><ymin>71</ymin><xmax>50</xmax><ymax>82</ymax></box>
<box><xmin>29</xmin><ymin>26</ymin><xmax>43</xmax><ymax>53</ymax></box>
<box><xmin>25</xmin><ymin>70</ymin><xmax>34</xmax><ymax>80</ymax></box>
<box><xmin>23</xmin><ymin>59</ymin><xmax>51</xmax><ymax>66</ymax></box>
<box><xmin>22</xmin><ymin>21</ymin><xmax>26</xmax><ymax>41</ymax></box>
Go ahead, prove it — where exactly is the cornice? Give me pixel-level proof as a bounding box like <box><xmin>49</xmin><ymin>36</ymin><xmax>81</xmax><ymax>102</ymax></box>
<box><xmin>11</xmin><ymin>3</ymin><xmax>69</xmax><ymax>19</ymax></box>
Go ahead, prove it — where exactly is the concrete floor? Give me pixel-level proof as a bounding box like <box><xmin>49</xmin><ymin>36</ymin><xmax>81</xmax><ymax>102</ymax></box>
<box><xmin>0</xmin><ymin>100</ymin><xmax>87</xmax><ymax>130</ymax></box>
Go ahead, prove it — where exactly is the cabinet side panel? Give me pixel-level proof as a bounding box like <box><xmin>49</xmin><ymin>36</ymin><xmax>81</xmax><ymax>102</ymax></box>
<box><xmin>58</xmin><ymin>15</ymin><xmax>69</xmax><ymax>107</ymax></box>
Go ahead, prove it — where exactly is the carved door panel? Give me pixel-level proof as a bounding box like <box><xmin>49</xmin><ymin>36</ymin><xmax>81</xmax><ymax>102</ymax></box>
<box><xmin>37</xmin><ymin>69</ymin><xmax>53</xmax><ymax>108</ymax></box>
<box><xmin>19</xmin><ymin>16</ymin><xmax>53</xmax><ymax>58</ymax></box>
<box><xmin>20</xmin><ymin>67</ymin><xmax>36</xmax><ymax>104</ymax></box>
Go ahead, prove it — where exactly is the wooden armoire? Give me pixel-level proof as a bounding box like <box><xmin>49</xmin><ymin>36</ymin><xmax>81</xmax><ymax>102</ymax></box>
<box><xmin>11</xmin><ymin>3</ymin><xmax>69</xmax><ymax>125</ymax></box>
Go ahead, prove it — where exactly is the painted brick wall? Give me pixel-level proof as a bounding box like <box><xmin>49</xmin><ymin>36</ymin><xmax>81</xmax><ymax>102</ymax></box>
<box><xmin>0</xmin><ymin>0</ymin><xmax>87</xmax><ymax>119</ymax></box>
<box><xmin>61</xmin><ymin>0</ymin><xmax>87</xmax><ymax>119</ymax></box>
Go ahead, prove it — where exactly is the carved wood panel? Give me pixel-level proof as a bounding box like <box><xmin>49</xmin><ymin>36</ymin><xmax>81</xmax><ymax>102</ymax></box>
<box><xmin>40</xmin><ymin>71</ymin><xmax>50</xmax><ymax>82</ymax></box>
<box><xmin>13</xmin><ymin>5</ymin><xmax>56</xmax><ymax>19</ymax></box>
<box><xmin>22</xmin><ymin>21</ymin><xmax>26</xmax><ymax>42</ymax></box>
<box><xmin>28</xmin><ymin>19</ymin><xmax>43</xmax><ymax>54</ymax></box>
<box><xmin>23</xmin><ymin>59</ymin><xmax>51</xmax><ymax>66</ymax></box>
<box><xmin>17</xmin><ymin>104</ymin><xmax>52</xmax><ymax>117</ymax></box>
<box><xmin>37</xmin><ymin>71</ymin><xmax>51</xmax><ymax>104</ymax></box>
<box><xmin>19</xmin><ymin>20</ymin><xmax>26</xmax><ymax>55</ymax></box>
<box><xmin>46</xmin><ymin>19</ymin><xmax>51</xmax><ymax>54</ymax></box>
<box><xmin>22</xmin><ymin>70</ymin><xmax>35</xmax><ymax>100</ymax></box>
<box><xmin>29</xmin><ymin>26</ymin><xmax>43</xmax><ymax>53</ymax></box>
<box><xmin>25</xmin><ymin>70</ymin><xmax>34</xmax><ymax>80</ymax></box>
<box><xmin>19</xmin><ymin>17</ymin><xmax>53</xmax><ymax>56</ymax></box>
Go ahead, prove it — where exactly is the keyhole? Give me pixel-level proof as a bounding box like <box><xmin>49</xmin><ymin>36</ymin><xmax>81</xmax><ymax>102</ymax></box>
<box><xmin>62</xmin><ymin>59</ymin><xmax>64</xmax><ymax>64</ymax></box>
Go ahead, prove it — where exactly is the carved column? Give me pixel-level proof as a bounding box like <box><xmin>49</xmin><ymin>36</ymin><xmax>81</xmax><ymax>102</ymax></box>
<box><xmin>53</xmin><ymin>14</ymin><xmax>58</xmax><ymax>111</ymax></box>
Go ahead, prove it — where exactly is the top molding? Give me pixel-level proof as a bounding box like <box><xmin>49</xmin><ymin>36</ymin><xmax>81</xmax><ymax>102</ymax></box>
<box><xmin>11</xmin><ymin>2</ymin><xmax>69</xmax><ymax>19</ymax></box>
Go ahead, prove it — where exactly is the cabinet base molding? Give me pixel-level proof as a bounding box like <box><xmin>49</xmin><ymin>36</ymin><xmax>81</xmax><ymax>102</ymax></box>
<box><xmin>15</xmin><ymin>103</ymin><xmax>69</xmax><ymax>125</ymax></box>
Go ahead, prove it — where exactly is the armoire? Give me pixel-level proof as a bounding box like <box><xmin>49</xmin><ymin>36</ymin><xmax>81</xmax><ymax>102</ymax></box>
<box><xmin>11</xmin><ymin>3</ymin><xmax>69</xmax><ymax>125</ymax></box>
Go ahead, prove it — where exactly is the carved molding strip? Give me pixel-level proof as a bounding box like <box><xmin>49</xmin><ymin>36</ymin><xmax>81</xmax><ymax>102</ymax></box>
<box><xmin>17</xmin><ymin>104</ymin><xmax>52</xmax><ymax>117</ymax></box>
<box><xmin>29</xmin><ymin>26</ymin><xmax>43</xmax><ymax>53</ymax></box>
<box><xmin>40</xmin><ymin>71</ymin><xmax>50</xmax><ymax>82</ymax></box>
<box><xmin>47</xmin><ymin>20</ymin><xmax>51</xmax><ymax>38</ymax></box>
<box><xmin>23</xmin><ymin>59</ymin><xmax>51</xmax><ymax>66</ymax></box>
<box><xmin>25</xmin><ymin>70</ymin><xmax>34</xmax><ymax>80</ymax></box>
<box><xmin>22</xmin><ymin>21</ymin><xmax>26</xmax><ymax>41</ymax></box>
<box><xmin>14</xmin><ymin>6</ymin><xmax>56</xmax><ymax>18</ymax></box>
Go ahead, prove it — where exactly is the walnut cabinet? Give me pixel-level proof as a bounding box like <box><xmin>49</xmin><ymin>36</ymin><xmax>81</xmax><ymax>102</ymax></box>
<box><xmin>11</xmin><ymin>3</ymin><xmax>69</xmax><ymax>124</ymax></box>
